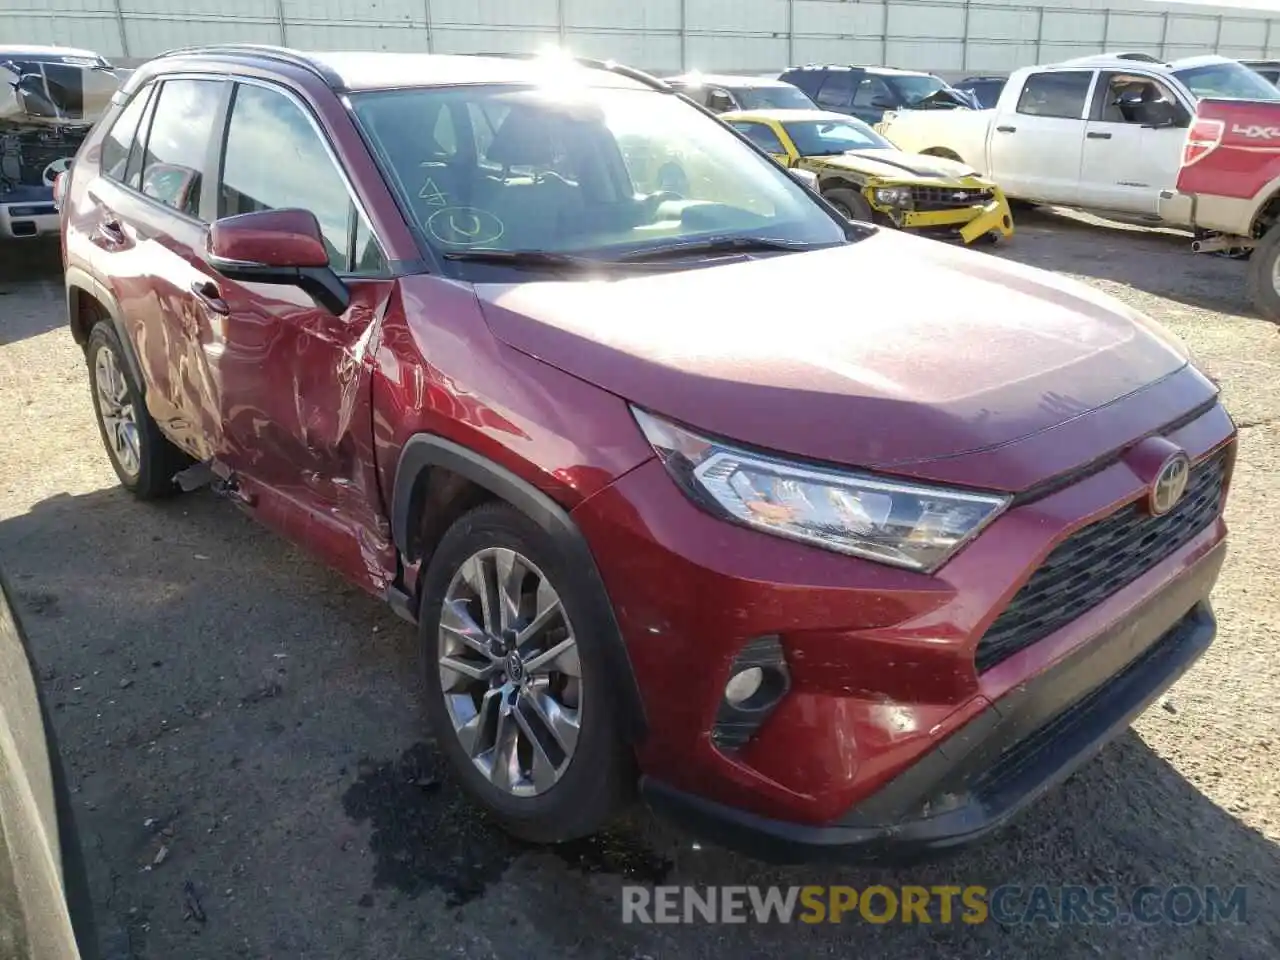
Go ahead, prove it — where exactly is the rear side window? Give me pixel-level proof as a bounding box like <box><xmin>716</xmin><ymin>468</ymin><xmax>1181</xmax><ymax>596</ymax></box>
<box><xmin>852</xmin><ymin>75</ymin><xmax>894</xmax><ymax>109</ymax></box>
<box><xmin>100</xmin><ymin>87</ymin><xmax>151</xmax><ymax>182</ymax></box>
<box><xmin>219</xmin><ymin>82</ymin><xmax>384</xmax><ymax>275</ymax></box>
<box><xmin>780</xmin><ymin>70</ymin><xmax>821</xmax><ymax>98</ymax></box>
<box><xmin>729</xmin><ymin>121</ymin><xmax>786</xmax><ymax>155</ymax></box>
<box><xmin>1016</xmin><ymin>71</ymin><xmax>1093</xmax><ymax>120</ymax></box>
<box><xmin>815</xmin><ymin>71</ymin><xmax>856</xmax><ymax>110</ymax></box>
<box><xmin>141</xmin><ymin>79</ymin><xmax>224</xmax><ymax>219</ymax></box>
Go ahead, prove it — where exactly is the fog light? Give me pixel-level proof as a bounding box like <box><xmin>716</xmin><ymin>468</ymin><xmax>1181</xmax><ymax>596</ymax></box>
<box><xmin>711</xmin><ymin>636</ymin><xmax>791</xmax><ymax>751</ymax></box>
<box><xmin>724</xmin><ymin>667</ymin><xmax>764</xmax><ymax>706</ymax></box>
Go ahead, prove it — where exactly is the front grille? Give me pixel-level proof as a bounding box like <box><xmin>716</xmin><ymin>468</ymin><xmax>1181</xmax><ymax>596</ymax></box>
<box><xmin>975</xmin><ymin>449</ymin><xmax>1229</xmax><ymax>672</ymax></box>
<box><xmin>910</xmin><ymin>185</ymin><xmax>993</xmax><ymax>210</ymax></box>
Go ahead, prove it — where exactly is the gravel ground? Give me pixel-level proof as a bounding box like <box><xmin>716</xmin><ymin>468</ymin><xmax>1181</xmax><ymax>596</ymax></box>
<box><xmin>1</xmin><ymin>210</ymin><xmax>1278</xmax><ymax>960</ymax></box>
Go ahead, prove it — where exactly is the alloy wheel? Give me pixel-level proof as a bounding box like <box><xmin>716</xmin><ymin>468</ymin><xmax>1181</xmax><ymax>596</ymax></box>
<box><xmin>94</xmin><ymin>345</ymin><xmax>141</xmax><ymax>478</ymax></box>
<box><xmin>1272</xmin><ymin>249</ymin><xmax>1280</xmax><ymax>296</ymax></box>
<box><xmin>437</xmin><ymin>547</ymin><xmax>582</xmax><ymax>797</ymax></box>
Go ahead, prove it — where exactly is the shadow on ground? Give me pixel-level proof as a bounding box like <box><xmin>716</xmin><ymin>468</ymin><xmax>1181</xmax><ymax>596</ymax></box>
<box><xmin>1</xmin><ymin>486</ymin><xmax>1277</xmax><ymax>958</ymax></box>
<box><xmin>0</xmin><ymin>240</ymin><xmax>64</xmax><ymax>346</ymax></box>
<box><xmin>999</xmin><ymin>207</ymin><xmax>1259</xmax><ymax>320</ymax></box>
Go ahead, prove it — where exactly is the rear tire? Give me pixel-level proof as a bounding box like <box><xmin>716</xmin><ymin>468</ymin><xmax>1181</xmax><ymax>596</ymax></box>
<box><xmin>86</xmin><ymin>323</ymin><xmax>188</xmax><ymax>499</ymax></box>
<box><xmin>1247</xmin><ymin>223</ymin><xmax>1280</xmax><ymax>324</ymax></box>
<box><xmin>418</xmin><ymin>501</ymin><xmax>635</xmax><ymax>843</ymax></box>
<box><xmin>824</xmin><ymin>187</ymin><xmax>875</xmax><ymax>224</ymax></box>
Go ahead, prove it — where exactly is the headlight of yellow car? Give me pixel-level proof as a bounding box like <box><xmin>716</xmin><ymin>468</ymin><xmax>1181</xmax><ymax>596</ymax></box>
<box><xmin>874</xmin><ymin>186</ymin><xmax>913</xmax><ymax>208</ymax></box>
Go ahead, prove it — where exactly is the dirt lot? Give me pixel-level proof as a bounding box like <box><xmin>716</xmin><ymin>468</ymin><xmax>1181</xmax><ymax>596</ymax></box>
<box><xmin>1</xmin><ymin>211</ymin><xmax>1278</xmax><ymax>960</ymax></box>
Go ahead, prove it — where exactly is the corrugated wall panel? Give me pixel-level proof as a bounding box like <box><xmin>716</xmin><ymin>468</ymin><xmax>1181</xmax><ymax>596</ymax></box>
<box><xmin>3</xmin><ymin>0</ymin><xmax>1280</xmax><ymax>72</ymax></box>
<box><xmin>686</xmin><ymin>0</ymin><xmax>788</xmax><ymax>36</ymax></box>
<box><xmin>280</xmin><ymin>0</ymin><xmax>423</xmax><ymax>25</ymax></box>
<box><xmin>284</xmin><ymin>23</ymin><xmax>429</xmax><ymax>52</ymax></box>
<box><xmin>432</xmin><ymin>0</ymin><xmax>559</xmax><ymax>29</ymax></box>
<box><xmin>564</xmin><ymin>0</ymin><xmax>680</xmax><ymax>32</ymax></box>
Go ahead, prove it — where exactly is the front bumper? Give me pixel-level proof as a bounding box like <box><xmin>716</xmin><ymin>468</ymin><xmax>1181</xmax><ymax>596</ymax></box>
<box><xmin>871</xmin><ymin>186</ymin><xmax>1015</xmax><ymax>243</ymax></box>
<box><xmin>0</xmin><ymin>200</ymin><xmax>60</xmax><ymax>240</ymax></box>
<box><xmin>643</xmin><ymin>548</ymin><xmax>1221</xmax><ymax>864</ymax></box>
<box><xmin>571</xmin><ymin>397</ymin><xmax>1233</xmax><ymax>854</ymax></box>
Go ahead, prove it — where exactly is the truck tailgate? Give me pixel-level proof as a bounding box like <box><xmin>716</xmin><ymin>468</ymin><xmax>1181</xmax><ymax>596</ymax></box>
<box><xmin>1177</xmin><ymin>97</ymin><xmax>1280</xmax><ymax>201</ymax></box>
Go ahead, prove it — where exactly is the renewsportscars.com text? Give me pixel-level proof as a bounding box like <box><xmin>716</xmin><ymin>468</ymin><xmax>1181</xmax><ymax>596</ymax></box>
<box><xmin>621</xmin><ymin>884</ymin><xmax>1247</xmax><ymax>926</ymax></box>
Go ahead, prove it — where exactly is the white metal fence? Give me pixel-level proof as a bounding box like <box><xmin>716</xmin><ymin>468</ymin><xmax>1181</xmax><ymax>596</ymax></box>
<box><xmin>1</xmin><ymin>0</ymin><xmax>1277</xmax><ymax>75</ymax></box>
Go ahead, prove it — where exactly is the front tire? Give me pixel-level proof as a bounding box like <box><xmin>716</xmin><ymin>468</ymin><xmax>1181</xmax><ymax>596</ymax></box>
<box><xmin>86</xmin><ymin>323</ymin><xmax>187</xmax><ymax>498</ymax></box>
<box><xmin>1246</xmin><ymin>223</ymin><xmax>1280</xmax><ymax>323</ymax></box>
<box><xmin>824</xmin><ymin>187</ymin><xmax>875</xmax><ymax>224</ymax></box>
<box><xmin>418</xmin><ymin>501</ymin><xmax>634</xmax><ymax>843</ymax></box>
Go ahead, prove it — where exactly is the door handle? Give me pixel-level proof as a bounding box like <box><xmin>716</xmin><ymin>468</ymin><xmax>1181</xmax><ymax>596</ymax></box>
<box><xmin>995</xmin><ymin>125</ymin><xmax>1016</xmax><ymax>133</ymax></box>
<box><xmin>190</xmin><ymin>280</ymin><xmax>230</xmax><ymax>316</ymax></box>
<box><xmin>1087</xmin><ymin>131</ymin><xmax>1113</xmax><ymax>140</ymax></box>
<box><xmin>96</xmin><ymin>217</ymin><xmax>125</xmax><ymax>245</ymax></box>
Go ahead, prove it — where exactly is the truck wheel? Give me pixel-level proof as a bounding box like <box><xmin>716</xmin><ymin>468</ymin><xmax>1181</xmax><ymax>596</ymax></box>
<box><xmin>824</xmin><ymin>187</ymin><xmax>875</xmax><ymax>224</ymax></box>
<box><xmin>418</xmin><ymin>501</ymin><xmax>635</xmax><ymax>843</ymax></box>
<box><xmin>1247</xmin><ymin>224</ymin><xmax>1280</xmax><ymax>323</ymax></box>
<box><xmin>86</xmin><ymin>324</ymin><xmax>188</xmax><ymax>498</ymax></box>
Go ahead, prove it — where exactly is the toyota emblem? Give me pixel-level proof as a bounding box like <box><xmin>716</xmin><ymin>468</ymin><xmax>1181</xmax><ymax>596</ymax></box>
<box><xmin>1149</xmin><ymin>452</ymin><xmax>1191</xmax><ymax>516</ymax></box>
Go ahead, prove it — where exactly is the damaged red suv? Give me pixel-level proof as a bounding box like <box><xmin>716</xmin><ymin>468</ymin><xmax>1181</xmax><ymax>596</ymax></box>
<box><xmin>60</xmin><ymin>46</ymin><xmax>1235</xmax><ymax>861</ymax></box>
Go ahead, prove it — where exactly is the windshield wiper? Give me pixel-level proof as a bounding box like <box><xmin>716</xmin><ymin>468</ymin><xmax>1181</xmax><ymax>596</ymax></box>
<box><xmin>615</xmin><ymin>236</ymin><xmax>832</xmax><ymax>262</ymax></box>
<box><xmin>441</xmin><ymin>249</ymin><xmax>608</xmax><ymax>271</ymax></box>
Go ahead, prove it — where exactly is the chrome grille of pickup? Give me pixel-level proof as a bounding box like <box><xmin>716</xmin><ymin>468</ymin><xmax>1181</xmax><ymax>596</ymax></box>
<box><xmin>910</xmin><ymin>185</ymin><xmax>993</xmax><ymax>210</ymax></box>
<box><xmin>975</xmin><ymin>449</ymin><xmax>1229</xmax><ymax>673</ymax></box>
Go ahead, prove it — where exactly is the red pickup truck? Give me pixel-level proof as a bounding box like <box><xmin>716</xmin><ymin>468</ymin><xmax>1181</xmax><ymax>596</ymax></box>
<box><xmin>1176</xmin><ymin>97</ymin><xmax>1280</xmax><ymax>320</ymax></box>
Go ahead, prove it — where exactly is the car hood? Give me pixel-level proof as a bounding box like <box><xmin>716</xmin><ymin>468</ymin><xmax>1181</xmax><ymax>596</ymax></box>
<box><xmin>819</xmin><ymin>149</ymin><xmax>979</xmax><ymax>183</ymax></box>
<box><xmin>473</xmin><ymin>231</ymin><xmax>1190</xmax><ymax>484</ymax></box>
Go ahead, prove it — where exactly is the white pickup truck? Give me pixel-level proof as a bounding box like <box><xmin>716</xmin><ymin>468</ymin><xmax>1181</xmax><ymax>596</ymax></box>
<box><xmin>878</xmin><ymin>52</ymin><xmax>1280</xmax><ymax>227</ymax></box>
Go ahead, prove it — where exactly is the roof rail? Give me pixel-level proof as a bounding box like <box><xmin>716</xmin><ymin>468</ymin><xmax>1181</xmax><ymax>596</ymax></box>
<box><xmin>155</xmin><ymin>43</ymin><xmax>342</xmax><ymax>87</ymax></box>
<box><xmin>1115</xmin><ymin>52</ymin><xmax>1163</xmax><ymax>63</ymax></box>
<box><xmin>471</xmin><ymin>51</ymin><xmax>671</xmax><ymax>92</ymax></box>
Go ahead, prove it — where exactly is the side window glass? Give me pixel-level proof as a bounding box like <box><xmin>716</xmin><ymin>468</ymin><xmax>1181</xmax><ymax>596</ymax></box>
<box><xmin>852</xmin><ymin>76</ymin><xmax>893</xmax><ymax>108</ymax></box>
<box><xmin>141</xmin><ymin>79</ymin><xmax>223</xmax><ymax>219</ymax></box>
<box><xmin>352</xmin><ymin>214</ymin><xmax>387</xmax><ymax>276</ymax></box>
<box><xmin>815</xmin><ymin>72</ymin><xmax>855</xmax><ymax>110</ymax></box>
<box><xmin>1016</xmin><ymin>71</ymin><xmax>1093</xmax><ymax>120</ymax></box>
<box><xmin>731</xmin><ymin>122</ymin><xmax>786</xmax><ymax>155</ymax></box>
<box><xmin>219</xmin><ymin>83</ymin><xmax>367</xmax><ymax>271</ymax></box>
<box><xmin>124</xmin><ymin>86</ymin><xmax>159</xmax><ymax>189</ymax></box>
<box><xmin>1098</xmin><ymin>74</ymin><xmax>1178</xmax><ymax>125</ymax></box>
<box><xmin>100</xmin><ymin>86</ymin><xmax>151</xmax><ymax>183</ymax></box>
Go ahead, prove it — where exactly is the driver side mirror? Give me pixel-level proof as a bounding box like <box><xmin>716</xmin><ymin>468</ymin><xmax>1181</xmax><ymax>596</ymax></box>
<box><xmin>208</xmin><ymin>208</ymin><xmax>350</xmax><ymax>315</ymax></box>
<box><xmin>1139</xmin><ymin>100</ymin><xmax>1189</xmax><ymax>129</ymax></box>
<box><xmin>790</xmin><ymin>168</ymin><xmax>819</xmax><ymax>191</ymax></box>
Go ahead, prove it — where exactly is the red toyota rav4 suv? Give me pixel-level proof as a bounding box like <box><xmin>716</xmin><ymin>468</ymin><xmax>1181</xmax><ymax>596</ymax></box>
<box><xmin>60</xmin><ymin>45</ymin><xmax>1235</xmax><ymax>862</ymax></box>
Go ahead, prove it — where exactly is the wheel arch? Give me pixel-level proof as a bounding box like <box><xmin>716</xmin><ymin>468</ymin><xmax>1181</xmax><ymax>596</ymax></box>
<box><xmin>921</xmin><ymin>147</ymin><xmax>964</xmax><ymax>162</ymax></box>
<box><xmin>65</xmin><ymin>267</ymin><xmax>146</xmax><ymax>396</ymax></box>
<box><xmin>391</xmin><ymin>434</ymin><xmax>648</xmax><ymax>742</ymax></box>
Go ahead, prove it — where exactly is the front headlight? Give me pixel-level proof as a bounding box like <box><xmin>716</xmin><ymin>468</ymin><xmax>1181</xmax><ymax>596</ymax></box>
<box><xmin>874</xmin><ymin>186</ymin><xmax>913</xmax><ymax>207</ymax></box>
<box><xmin>633</xmin><ymin>408</ymin><xmax>1009</xmax><ymax>573</ymax></box>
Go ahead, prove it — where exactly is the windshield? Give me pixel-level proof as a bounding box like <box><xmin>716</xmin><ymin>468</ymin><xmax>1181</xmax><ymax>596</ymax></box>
<box><xmin>1174</xmin><ymin>62</ymin><xmax>1280</xmax><ymax>101</ymax></box>
<box><xmin>886</xmin><ymin>74</ymin><xmax>948</xmax><ymax>106</ymax></box>
<box><xmin>351</xmin><ymin>83</ymin><xmax>847</xmax><ymax>273</ymax></box>
<box><xmin>734</xmin><ymin>85</ymin><xmax>816</xmax><ymax>111</ymax></box>
<box><xmin>783</xmin><ymin>118</ymin><xmax>892</xmax><ymax>155</ymax></box>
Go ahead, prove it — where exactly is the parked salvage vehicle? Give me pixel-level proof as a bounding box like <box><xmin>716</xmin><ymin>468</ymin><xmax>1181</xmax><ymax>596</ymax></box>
<box><xmin>0</xmin><ymin>45</ymin><xmax>119</xmax><ymax>240</ymax></box>
<box><xmin>665</xmin><ymin>73</ymin><xmax>816</xmax><ymax>114</ymax></box>
<box><xmin>62</xmin><ymin>46</ymin><xmax>1235</xmax><ymax>863</ymax></box>
<box><xmin>953</xmin><ymin>75</ymin><xmax>1008</xmax><ymax>109</ymax></box>
<box><xmin>1175</xmin><ymin>97</ymin><xmax>1280</xmax><ymax>321</ymax></box>
<box><xmin>1241</xmin><ymin>59</ymin><xmax>1280</xmax><ymax>87</ymax></box>
<box><xmin>780</xmin><ymin>64</ymin><xmax>975</xmax><ymax>125</ymax></box>
<box><xmin>722</xmin><ymin>108</ymin><xmax>1013</xmax><ymax>243</ymax></box>
<box><xmin>0</xmin><ymin>568</ymin><xmax>97</xmax><ymax>959</ymax></box>
<box><xmin>878</xmin><ymin>52</ymin><xmax>1280</xmax><ymax>229</ymax></box>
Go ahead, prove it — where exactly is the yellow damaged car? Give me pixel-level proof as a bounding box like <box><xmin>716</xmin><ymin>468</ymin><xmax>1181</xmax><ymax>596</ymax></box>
<box><xmin>720</xmin><ymin>109</ymin><xmax>1013</xmax><ymax>244</ymax></box>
